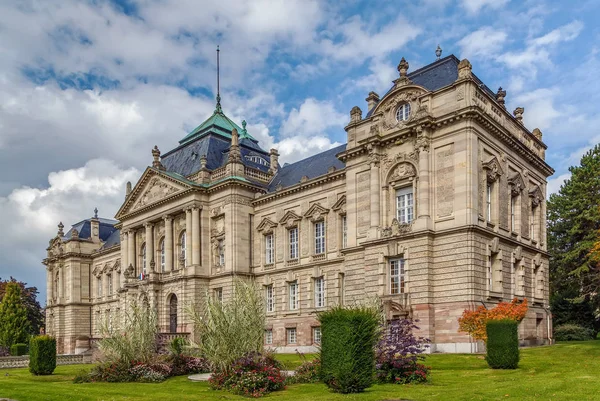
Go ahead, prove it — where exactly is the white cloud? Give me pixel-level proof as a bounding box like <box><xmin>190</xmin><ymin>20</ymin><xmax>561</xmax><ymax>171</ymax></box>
<box><xmin>280</xmin><ymin>98</ymin><xmax>346</xmax><ymax>138</ymax></box>
<box><xmin>513</xmin><ymin>88</ymin><xmax>560</xmax><ymax>131</ymax></box>
<box><xmin>547</xmin><ymin>172</ymin><xmax>570</xmax><ymax>196</ymax></box>
<box><xmin>458</xmin><ymin>27</ymin><xmax>507</xmax><ymax>59</ymax></box>
<box><xmin>529</xmin><ymin>20</ymin><xmax>583</xmax><ymax>47</ymax></box>
<box><xmin>460</xmin><ymin>0</ymin><xmax>509</xmax><ymax>14</ymax></box>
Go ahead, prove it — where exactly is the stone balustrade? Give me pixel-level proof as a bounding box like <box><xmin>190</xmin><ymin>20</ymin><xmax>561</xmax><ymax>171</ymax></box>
<box><xmin>0</xmin><ymin>354</ymin><xmax>90</xmax><ymax>369</ymax></box>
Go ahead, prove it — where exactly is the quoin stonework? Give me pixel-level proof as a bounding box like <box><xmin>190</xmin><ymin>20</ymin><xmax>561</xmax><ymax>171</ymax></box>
<box><xmin>43</xmin><ymin>54</ymin><xmax>554</xmax><ymax>355</ymax></box>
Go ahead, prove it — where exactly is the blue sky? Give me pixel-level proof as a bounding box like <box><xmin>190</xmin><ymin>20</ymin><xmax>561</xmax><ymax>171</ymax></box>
<box><xmin>0</xmin><ymin>0</ymin><xmax>598</xmax><ymax>301</ymax></box>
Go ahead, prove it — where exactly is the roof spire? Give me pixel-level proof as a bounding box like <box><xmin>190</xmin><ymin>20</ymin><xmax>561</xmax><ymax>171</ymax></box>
<box><xmin>93</xmin><ymin>207</ymin><xmax>98</xmax><ymax>219</ymax></box>
<box><xmin>216</xmin><ymin>45</ymin><xmax>222</xmax><ymax>113</ymax></box>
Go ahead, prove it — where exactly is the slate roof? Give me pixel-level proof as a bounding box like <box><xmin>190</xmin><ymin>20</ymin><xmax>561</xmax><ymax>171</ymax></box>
<box><xmin>100</xmin><ymin>229</ymin><xmax>121</xmax><ymax>250</ymax></box>
<box><xmin>268</xmin><ymin>144</ymin><xmax>346</xmax><ymax>192</ymax></box>
<box><xmin>64</xmin><ymin>218</ymin><xmax>118</xmax><ymax>242</ymax></box>
<box><xmin>179</xmin><ymin>107</ymin><xmax>256</xmax><ymax>145</ymax></box>
<box><xmin>366</xmin><ymin>55</ymin><xmax>496</xmax><ymax>118</ymax></box>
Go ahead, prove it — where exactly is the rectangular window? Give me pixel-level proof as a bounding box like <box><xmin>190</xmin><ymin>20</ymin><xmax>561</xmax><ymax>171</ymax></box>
<box><xmin>341</xmin><ymin>215</ymin><xmax>348</xmax><ymax>248</ymax></box>
<box><xmin>97</xmin><ymin>277</ymin><xmax>102</xmax><ymax>298</ymax></box>
<box><xmin>510</xmin><ymin>196</ymin><xmax>516</xmax><ymax>231</ymax></box>
<box><xmin>107</xmin><ymin>274</ymin><xmax>112</xmax><ymax>295</ymax></box>
<box><xmin>289</xmin><ymin>281</ymin><xmax>298</xmax><ymax>310</ymax></box>
<box><xmin>488</xmin><ymin>255</ymin><xmax>493</xmax><ymax>291</ymax></box>
<box><xmin>396</xmin><ymin>187</ymin><xmax>414</xmax><ymax>223</ymax></box>
<box><xmin>218</xmin><ymin>240</ymin><xmax>225</xmax><ymax>266</ymax></box>
<box><xmin>390</xmin><ymin>258</ymin><xmax>406</xmax><ymax>294</ymax></box>
<box><xmin>486</xmin><ymin>183</ymin><xmax>493</xmax><ymax>221</ymax></box>
<box><xmin>289</xmin><ymin>228</ymin><xmax>299</xmax><ymax>260</ymax></box>
<box><xmin>313</xmin><ymin>327</ymin><xmax>321</xmax><ymax>344</ymax></box>
<box><xmin>265</xmin><ymin>329</ymin><xmax>273</xmax><ymax>345</ymax></box>
<box><xmin>315</xmin><ymin>221</ymin><xmax>325</xmax><ymax>254</ymax></box>
<box><xmin>314</xmin><ymin>276</ymin><xmax>325</xmax><ymax>308</ymax></box>
<box><xmin>214</xmin><ymin>287</ymin><xmax>223</xmax><ymax>302</ymax></box>
<box><xmin>338</xmin><ymin>273</ymin><xmax>345</xmax><ymax>305</ymax></box>
<box><xmin>265</xmin><ymin>234</ymin><xmax>274</xmax><ymax>264</ymax></box>
<box><xmin>287</xmin><ymin>328</ymin><xmax>297</xmax><ymax>344</ymax></box>
<box><xmin>266</xmin><ymin>285</ymin><xmax>274</xmax><ymax>313</ymax></box>
<box><xmin>530</xmin><ymin>207</ymin><xmax>536</xmax><ymax>240</ymax></box>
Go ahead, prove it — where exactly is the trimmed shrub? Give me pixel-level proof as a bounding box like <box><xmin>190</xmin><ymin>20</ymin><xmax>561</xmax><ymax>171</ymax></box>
<box><xmin>287</xmin><ymin>353</ymin><xmax>321</xmax><ymax>384</ymax></box>
<box><xmin>375</xmin><ymin>319</ymin><xmax>431</xmax><ymax>384</ymax></box>
<box><xmin>554</xmin><ymin>324</ymin><xmax>595</xmax><ymax>341</ymax></box>
<box><xmin>318</xmin><ymin>305</ymin><xmax>381</xmax><ymax>393</ymax></box>
<box><xmin>486</xmin><ymin>319</ymin><xmax>519</xmax><ymax>369</ymax></box>
<box><xmin>209</xmin><ymin>352</ymin><xmax>286</xmax><ymax>397</ymax></box>
<box><xmin>10</xmin><ymin>343</ymin><xmax>28</xmax><ymax>356</ymax></box>
<box><xmin>29</xmin><ymin>335</ymin><xmax>56</xmax><ymax>375</ymax></box>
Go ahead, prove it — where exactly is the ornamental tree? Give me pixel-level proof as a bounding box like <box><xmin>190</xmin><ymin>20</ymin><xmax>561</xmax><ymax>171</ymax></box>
<box><xmin>0</xmin><ymin>277</ymin><xmax>44</xmax><ymax>335</ymax></box>
<box><xmin>458</xmin><ymin>298</ymin><xmax>528</xmax><ymax>343</ymax></box>
<box><xmin>0</xmin><ymin>282</ymin><xmax>31</xmax><ymax>347</ymax></box>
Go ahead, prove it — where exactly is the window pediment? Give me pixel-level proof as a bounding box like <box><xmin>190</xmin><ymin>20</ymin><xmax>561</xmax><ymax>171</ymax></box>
<box><xmin>482</xmin><ymin>156</ymin><xmax>504</xmax><ymax>182</ymax></box>
<box><xmin>257</xmin><ymin>217</ymin><xmax>278</xmax><ymax>234</ymax></box>
<box><xmin>508</xmin><ymin>171</ymin><xmax>525</xmax><ymax>196</ymax></box>
<box><xmin>529</xmin><ymin>185</ymin><xmax>543</xmax><ymax>207</ymax></box>
<box><xmin>279</xmin><ymin>210</ymin><xmax>302</xmax><ymax>228</ymax></box>
<box><xmin>304</xmin><ymin>203</ymin><xmax>329</xmax><ymax>222</ymax></box>
<box><xmin>331</xmin><ymin>195</ymin><xmax>346</xmax><ymax>214</ymax></box>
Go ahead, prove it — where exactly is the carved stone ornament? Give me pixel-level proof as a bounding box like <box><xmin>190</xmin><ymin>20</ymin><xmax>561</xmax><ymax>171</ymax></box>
<box><xmin>124</xmin><ymin>264</ymin><xmax>135</xmax><ymax>278</ymax></box>
<box><xmin>102</xmin><ymin>262</ymin><xmax>111</xmax><ymax>274</ymax></box>
<box><xmin>534</xmin><ymin>253</ymin><xmax>542</xmax><ymax>267</ymax></box>
<box><xmin>382</xmin><ymin>152</ymin><xmax>419</xmax><ymax>178</ymax></box>
<box><xmin>211</xmin><ymin>217</ymin><xmax>225</xmax><ymax>238</ymax></box>
<box><xmin>482</xmin><ymin>156</ymin><xmax>504</xmax><ymax>183</ymax></box>
<box><xmin>529</xmin><ymin>185</ymin><xmax>543</xmax><ymax>207</ymax></box>
<box><xmin>279</xmin><ymin>211</ymin><xmax>302</xmax><ymax>227</ymax></box>
<box><xmin>211</xmin><ymin>206</ymin><xmax>224</xmax><ymax>217</ymax></box>
<box><xmin>514</xmin><ymin>246</ymin><xmax>523</xmax><ymax>261</ymax></box>
<box><xmin>71</xmin><ymin>228</ymin><xmax>79</xmax><ymax>239</ymax></box>
<box><xmin>113</xmin><ymin>260</ymin><xmax>121</xmax><ymax>273</ymax></box>
<box><xmin>92</xmin><ymin>265</ymin><xmax>102</xmax><ymax>278</ymax></box>
<box><xmin>381</xmin><ymin>218</ymin><xmax>412</xmax><ymax>237</ymax></box>
<box><xmin>331</xmin><ymin>195</ymin><xmax>346</xmax><ymax>213</ymax></box>
<box><xmin>508</xmin><ymin>171</ymin><xmax>525</xmax><ymax>197</ymax></box>
<box><xmin>489</xmin><ymin>237</ymin><xmax>500</xmax><ymax>254</ymax></box>
<box><xmin>304</xmin><ymin>203</ymin><xmax>329</xmax><ymax>222</ymax></box>
<box><xmin>389</xmin><ymin>162</ymin><xmax>416</xmax><ymax>183</ymax></box>
<box><xmin>381</xmin><ymin>90</ymin><xmax>423</xmax><ymax>129</ymax></box>
<box><xmin>457</xmin><ymin>59</ymin><xmax>472</xmax><ymax>79</ymax></box>
<box><xmin>414</xmin><ymin>134</ymin><xmax>430</xmax><ymax>153</ymax></box>
<box><xmin>413</xmin><ymin>103</ymin><xmax>432</xmax><ymax>120</ymax></box>
<box><xmin>133</xmin><ymin>177</ymin><xmax>179</xmax><ymax>210</ymax></box>
<box><xmin>257</xmin><ymin>217</ymin><xmax>277</xmax><ymax>234</ymax></box>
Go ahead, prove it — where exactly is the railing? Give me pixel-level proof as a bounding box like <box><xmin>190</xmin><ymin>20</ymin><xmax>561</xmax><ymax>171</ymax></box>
<box><xmin>286</xmin><ymin>259</ymin><xmax>299</xmax><ymax>267</ymax></box>
<box><xmin>0</xmin><ymin>354</ymin><xmax>87</xmax><ymax>369</ymax></box>
<box><xmin>211</xmin><ymin>167</ymin><xmax>228</xmax><ymax>181</ymax></box>
<box><xmin>244</xmin><ymin>166</ymin><xmax>271</xmax><ymax>182</ymax></box>
<box><xmin>312</xmin><ymin>254</ymin><xmax>326</xmax><ymax>262</ymax></box>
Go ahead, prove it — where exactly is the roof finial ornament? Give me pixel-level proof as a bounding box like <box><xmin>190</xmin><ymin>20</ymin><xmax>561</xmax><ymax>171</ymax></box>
<box><xmin>397</xmin><ymin>57</ymin><xmax>409</xmax><ymax>78</ymax></box>
<box><xmin>241</xmin><ymin>120</ymin><xmax>247</xmax><ymax>136</ymax></box>
<box><xmin>58</xmin><ymin>222</ymin><xmax>64</xmax><ymax>237</ymax></box>
<box><xmin>152</xmin><ymin>145</ymin><xmax>165</xmax><ymax>170</ymax></box>
<box><xmin>93</xmin><ymin>207</ymin><xmax>98</xmax><ymax>219</ymax></box>
<box><xmin>215</xmin><ymin>45</ymin><xmax>222</xmax><ymax>113</ymax></box>
<box><xmin>435</xmin><ymin>44</ymin><xmax>442</xmax><ymax>60</ymax></box>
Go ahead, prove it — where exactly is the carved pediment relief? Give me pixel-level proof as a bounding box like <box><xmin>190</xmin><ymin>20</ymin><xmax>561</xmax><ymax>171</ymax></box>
<box><xmin>482</xmin><ymin>156</ymin><xmax>504</xmax><ymax>182</ymax></box>
<box><xmin>372</xmin><ymin>88</ymin><xmax>426</xmax><ymax>130</ymax></box>
<box><xmin>381</xmin><ymin>218</ymin><xmax>412</xmax><ymax>238</ymax></box>
<box><xmin>304</xmin><ymin>203</ymin><xmax>329</xmax><ymax>222</ymax></box>
<box><xmin>131</xmin><ymin>177</ymin><xmax>181</xmax><ymax>211</ymax></box>
<box><xmin>529</xmin><ymin>185</ymin><xmax>543</xmax><ymax>207</ymax></box>
<box><xmin>331</xmin><ymin>195</ymin><xmax>346</xmax><ymax>214</ymax></box>
<box><xmin>382</xmin><ymin>152</ymin><xmax>418</xmax><ymax>178</ymax></box>
<box><xmin>92</xmin><ymin>265</ymin><xmax>102</xmax><ymax>278</ymax></box>
<box><xmin>113</xmin><ymin>260</ymin><xmax>121</xmax><ymax>273</ymax></box>
<box><xmin>508</xmin><ymin>171</ymin><xmax>525</xmax><ymax>196</ymax></box>
<box><xmin>388</xmin><ymin>162</ymin><xmax>417</xmax><ymax>184</ymax></box>
<box><xmin>257</xmin><ymin>217</ymin><xmax>278</xmax><ymax>233</ymax></box>
<box><xmin>279</xmin><ymin>211</ymin><xmax>302</xmax><ymax>228</ymax></box>
<box><xmin>102</xmin><ymin>262</ymin><xmax>111</xmax><ymax>274</ymax></box>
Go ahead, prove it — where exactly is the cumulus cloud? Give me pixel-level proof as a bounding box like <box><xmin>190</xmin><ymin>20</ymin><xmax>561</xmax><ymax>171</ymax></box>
<box><xmin>0</xmin><ymin>160</ymin><xmax>139</xmax><ymax>299</ymax></box>
<box><xmin>458</xmin><ymin>27</ymin><xmax>507</xmax><ymax>59</ymax></box>
<box><xmin>280</xmin><ymin>98</ymin><xmax>347</xmax><ymax>138</ymax></box>
<box><xmin>460</xmin><ymin>0</ymin><xmax>509</xmax><ymax>14</ymax></box>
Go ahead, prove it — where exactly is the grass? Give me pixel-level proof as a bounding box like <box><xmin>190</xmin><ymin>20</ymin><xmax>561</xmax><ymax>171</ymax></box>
<box><xmin>1</xmin><ymin>341</ymin><xmax>600</xmax><ymax>401</ymax></box>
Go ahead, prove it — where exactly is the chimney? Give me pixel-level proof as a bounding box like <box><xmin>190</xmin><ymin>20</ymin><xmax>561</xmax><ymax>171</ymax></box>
<box><xmin>365</xmin><ymin>91</ymin><xmax>380</xmax><ymax>112</ymax></box>
<box><xmin>90</xmin><ymin>208</ymin><xmax>100</xmax><ymax>243</ymax></box>
<box><xmin>269</xmin><ymin>148</ymin><xmax>280</xmax><ymax>174</ymax></box>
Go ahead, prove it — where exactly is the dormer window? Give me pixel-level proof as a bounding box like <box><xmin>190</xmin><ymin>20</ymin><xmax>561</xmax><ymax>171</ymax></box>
<box><xmin>395</xmin><ymin>103</ymin><xmax>411</xmax><ymax>122</ymax></box>
<box><xmin>245</xmin><ymin>155</ymin><xmax>270</xmax><ymax>166</ymax></box>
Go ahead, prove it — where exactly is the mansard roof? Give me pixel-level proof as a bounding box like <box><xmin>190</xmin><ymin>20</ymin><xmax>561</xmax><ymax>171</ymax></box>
<box><xmin>179</xmin><ymin>106</ymin><xmax>256</xmax><ymax>145</ymax></box>
<box><xmin>268</xmin><ymin>144</ymin><xmax>346</xmax><ymax>192</ymax></box>
<box><xmin>63</xmin><ymin>218</ymin><xmax>118</xmax><ymax>242</ymax></box>
<box><xmin>366</xmin><ymin>55</ymin><xmax>495</xmax><ymax>118</ymax></box>
<box><xmin>100</xmin><ymin>229</ymin><xmax>121</xmax><ymax>250</ymax></box>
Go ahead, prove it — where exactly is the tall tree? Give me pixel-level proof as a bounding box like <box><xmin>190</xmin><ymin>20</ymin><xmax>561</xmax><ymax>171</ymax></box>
<box><xmin>0</xmin><ymin>277</ymin><xmax>44</xmax><ymax>335</ymax></box>
<box><xmin>547</xmin><ymin>145</ymin><xmax>600</xmax><ymax>333</ymax></box>
<box><xmin>0</xmin><ymin>282</ymin><xmax>31</xmax><ymax>347</ymax></box>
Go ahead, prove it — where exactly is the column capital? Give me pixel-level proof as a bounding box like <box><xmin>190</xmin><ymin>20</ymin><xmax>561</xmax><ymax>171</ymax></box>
<box><xmin>184</xmin><ymin>206</ymin><xmax>193</xmax><ymax>213</ymax></box>
<box><xmin>144</xmin><ymin>222</ymin><xmax>154</xmax><ymax>229</ymax></box>
<box><xmin>162</xmin><ymin>214</ymin><xmax>173</xmax><ymax>222</ymax></box>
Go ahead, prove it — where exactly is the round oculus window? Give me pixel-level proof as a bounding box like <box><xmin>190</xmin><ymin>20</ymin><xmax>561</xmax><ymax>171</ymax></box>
<box><xmin>395</xmin><ymin>103</ymin><xmax>411</xmax><ymax>122</ymax></box>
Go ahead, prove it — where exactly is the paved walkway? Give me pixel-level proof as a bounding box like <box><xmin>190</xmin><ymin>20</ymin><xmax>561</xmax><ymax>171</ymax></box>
<box><xmin>188</xmin><ymin>371</ymin><xmax>295</xmax><ymax>381</ymax></box>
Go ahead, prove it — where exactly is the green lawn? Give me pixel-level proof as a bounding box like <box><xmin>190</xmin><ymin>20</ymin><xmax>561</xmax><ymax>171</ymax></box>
<box><xmin>1</xmin><ymin>341</ymin><xmax>599</xmax><ymax>401</ymax></box>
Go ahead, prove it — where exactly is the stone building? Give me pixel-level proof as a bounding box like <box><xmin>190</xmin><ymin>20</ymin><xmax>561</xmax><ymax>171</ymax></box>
<box><xmin>43</xmin><ymin>54</ymin><xmax>554</xmax><ymax>355</ymax></box>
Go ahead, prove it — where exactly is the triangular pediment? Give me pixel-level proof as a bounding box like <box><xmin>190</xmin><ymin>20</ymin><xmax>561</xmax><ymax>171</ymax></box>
<box><xmin>257</xmin><ymin>217</ymin><xmax>278</xmax><ymax>233</ymax></box>
<box><xmin>116</xmin><ymin>168</ymin><xmax>193</xmax><ymax>219</ymax></box>
<box><xmin>482</xmin><ymin>156</ymin><xmax>504</xmax><ymax>182</ymax></box>
<box><xmin>279</xmin><ymin>210</ymin><xmax>302</xmax><ymax>225</ymax></box>
<box><xmin>508</xmin><ymin>171</ymin><xmax>525</xmax><ymax>196</ymax></box>
<box><xmin>529</xmin><ymin>185</ymin><xmax>544</xmax><ymax>207</ymax></box>
<box><xmin>331</xmin><ymin>195</ymin><xmax>346</xmax><ymax>213</ymax></box>
<box><xmin>304</xmin><ymin>203</ymin><xmax>329</xmax><ymax>222</ymax></box>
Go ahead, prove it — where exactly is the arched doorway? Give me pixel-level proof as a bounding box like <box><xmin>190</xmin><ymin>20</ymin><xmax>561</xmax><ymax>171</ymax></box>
<box><xmin>169</xmin><ymin>294</ymin><xmax>178</xmax><ymax>333</ymax></box>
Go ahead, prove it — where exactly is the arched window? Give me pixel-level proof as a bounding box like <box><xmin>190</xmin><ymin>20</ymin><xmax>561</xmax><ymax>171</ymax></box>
<box><xmin>180</xmin><ymin>231</ymin><xmax>187</xmax><ymax>266</ymax></box>
<box><xmin>160</xmin><ymin>238</ymin><xmax>165</xmax><ymax>272</ymax></box>
<box><xmin>169</xmin><ymin>294</ymin><xmax>178</xmax><ymax>333</ymax></box>
<box><xmin>141</xmin><ymin>243</ymin><xmax>147</xmax><ymax>276</ymax></box>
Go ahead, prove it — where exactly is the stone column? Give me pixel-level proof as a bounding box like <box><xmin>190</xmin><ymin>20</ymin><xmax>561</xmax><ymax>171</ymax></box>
<box><xmin>127</xmin><ymin>230</ymin><xmax>136</xmax><ymax>273</ymax></box>
<box><xmin>185</xmin><ymin>208</ymin><xmax>193</xmax><ymax>267</ymax></box>
<box><xmin>164</xmin><ymin>216</ymin><xmax>173</xmax><ymax>272</ymax></box>
<box><xmin>121</xmin><ymin>231</ymin><xmax>128</xmax><ymax>281</ymax></box>
<box><xmin>192</xmin><ymin>206</ymin><xmax>200</xmax><ymax>265</ymax></box>
<box><xmin>370</xmin><ymin>160</ymin><xmax>381</xmax><ymax>228</ymax></box>
<box><xmin>418</xmin><ymin>147</ymin><xmax>430</xmax><ymax>219</ymax></box>
<box><xmin>145</xmin><ymin>223</ymin><xmax>154</xmax><ymax>272</ymax></box>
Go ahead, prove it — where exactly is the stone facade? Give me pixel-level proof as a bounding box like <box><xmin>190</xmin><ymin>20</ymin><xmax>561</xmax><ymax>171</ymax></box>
<box><xmin>43</xmin><ymin>55</ymin><xmax>554</xmax><ymax>354</ymax></box>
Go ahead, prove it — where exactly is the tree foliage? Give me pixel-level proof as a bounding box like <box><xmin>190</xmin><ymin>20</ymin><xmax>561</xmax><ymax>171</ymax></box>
<box><xmin>458</xmin><ymin>298</ymin><xmax>528</xmax><ymax>343</ymax></box>
<box><xmin>0</xmin><ymin>277</ymin><xmax>44</xmax><ymax>336</ymax></box>
<box><xmin>0</xmin><ymin>282</ymin><xmax>31</xmax><ymax>347</ymax></box>
<box><xmin>548</xmin><ymin>145</ymin><xmax>600</xmax><ymax>332</ymax></box>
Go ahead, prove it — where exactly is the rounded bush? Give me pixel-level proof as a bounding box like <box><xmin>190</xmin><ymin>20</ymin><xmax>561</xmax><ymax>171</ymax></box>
<box><xmin>554</xmin><ymin>324</ymin><xmax>595</xmax><ymax>341</ymax></box>
<box><xmin>486</xmin><ymin>319</ymin><xmax>519</xmax><ymax>369</ymax></box>
<box><xmin>29</xmin><ymin>335</ymin><xmax>56</xmax><ymax>375</ymax></box>
<box><xmin>10</xmin><ymin>343</ymin><xmax>28</xmax><ymax>356</ymax></box>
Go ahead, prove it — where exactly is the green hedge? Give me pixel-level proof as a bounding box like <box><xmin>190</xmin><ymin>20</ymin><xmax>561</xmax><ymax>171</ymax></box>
<box><xmin>29</xmin><ymin>335</ymin><xmax>56</xmax><ymax>375</ymax></box>
<box><xmin>9</xmin><ymin>343</ymin><xmax>28</xmax><ymax>356</ymax></box>
<box><xmin>486</xmin><ymin>319</ymin><xmax>519</xmax><ymax>369</ymax></box>
<box><xmin>554</xmin><ymin>324</ymin><xmax>595</xmax><ymax>341</ymax></box>
<box><xmin>318</xmin><ymin>305</ymin><xmax>380</xmax><ymax>393</ymax></box>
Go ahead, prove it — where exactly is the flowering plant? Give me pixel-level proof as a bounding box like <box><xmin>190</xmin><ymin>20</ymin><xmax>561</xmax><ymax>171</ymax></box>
<box><xmin>375</xmin><ymin>319</ymin><xmax>431</xmax><ymax>384</ymax></box>
<box><xmin>458</xmin><ymin>298</ymin><xmax>528</xmax><ymax>343</ymax></box>
<box><xmin>209</xmin><ymin>351</ymin><xmax>286</xmax><ymax>398</ymax></box>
